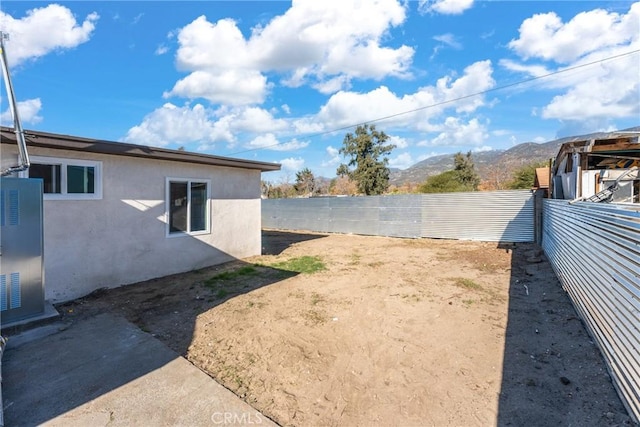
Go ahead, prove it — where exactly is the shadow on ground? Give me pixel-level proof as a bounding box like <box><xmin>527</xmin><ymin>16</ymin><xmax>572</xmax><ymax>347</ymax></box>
<box><xmin>497</xmin><ymin>243</ymin><xmax>632</xmax><ymax>426</ymax></box>
<box><xmin>261</xmin><ymin>229</ymin><xmax>329</xmax><ymax>256</ymax></box>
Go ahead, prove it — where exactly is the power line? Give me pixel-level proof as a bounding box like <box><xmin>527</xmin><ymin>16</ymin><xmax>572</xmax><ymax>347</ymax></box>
<box><xmin>229</xmin><ymin>49</ymin><xmax>640</xmax><ymax>156</ymax></box>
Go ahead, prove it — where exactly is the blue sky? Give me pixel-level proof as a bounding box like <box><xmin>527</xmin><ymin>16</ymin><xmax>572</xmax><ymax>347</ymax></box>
<box><xmin>1</xmin><ymin>1</ymin><xmax>638</xmax><ymax>182</ymax></box>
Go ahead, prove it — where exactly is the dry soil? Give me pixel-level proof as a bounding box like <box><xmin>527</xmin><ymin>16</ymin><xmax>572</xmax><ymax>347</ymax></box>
<box><xmin>53</xmin><ymin>230</ymin><xmax>633</xmax><ymax>426</ymax></box>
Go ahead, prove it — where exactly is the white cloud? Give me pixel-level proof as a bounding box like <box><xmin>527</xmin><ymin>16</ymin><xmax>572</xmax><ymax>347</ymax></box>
<box><xmin>122</xmin><ymin>103</ymin><xmax>233</xmax><ymax>147</ymax></box>
<box><xmin>292</xmin><ymin>117</ymin><xmax>325</xmax><ymax>134</ymax></box>
<box><xmin>433</xmin><ymin>33</ymin><xmax>462</xmax><ymax>50</ymax></box>
<box><xmin>541</xmin><ymin>55</ymin><xmax>639</xmax><ymax>120</ymax></box>
<box><xmin>316</xmin><ymin>86</ymin><xmax>405</xmax><ymax>129</ymax></box>
<box><xmin>388</xmin><ymin>135</ymin><xmax>409</xmax><ymax>149</ymax></box>
<box><xmin>491</xmin><ymin>129</ymin><xmax>510</xmax><ymax>137</ymax></box>
<box><xmin>280</xmin><ymin>157</ymin><xmax>305</xmax><ymax>172</ymax></box>
<box><xmin>0</xmin><ymin>4</ymin><xmax>98</xmax><ymax>67</ymax></box>
<box><xmin>473</xmin><ymin>145</ymin><xmax>493</xmax><ymax>152</ymax></box>
<box><xmin>313</xmin><ymin>75</ymin><xmax>352</xmax><ymax>95</ymax></box>
<box><xmin>543</xmin><ymin>86</ymin><xmax>638</xmax><ymax>121</ymax></box>
<box><xmin>165</xmin><ymin>69</ymin><xmax>270</xmax><ymax>105</ymax></box>
<box><xmin>123</xmin><ymin>102</ymin><xmax>301</xmax><ymax>148</ymax></box>
<box><xmin>173</xmin><ymin>17</ymin><xmax>249</xmax><ymax>70</ymax></box>
<box><xmin>481</xmin><ymin>30</ymin><xmax>495</xmax><ymax>40</ymax></box>
<box><xmin>155</xmin><ymin>44</ymin><xmax>169</xmax><ymax>55</ymax></box>
<box><xmin>505</xmin><ymin>2</ymin><xmax>640</xmax><ymax>124</ymax></box>
<box><xmin>131</xmin><ymin>13</ymin><xmax>144</xmax><ymax>25</ymax></box>
<box><xmin>166</xmin><ymin>1</ymin><xmax>413</xmax><ymax>105</ymax></box>
<box><xmin>498</xmin><ymin>59</ymin><xmax>549</xmax><ymax>77</ymax></box>
<box><xmin>389</xmin><ymin>152</ymin><xmax>414</xmax><ymax>169</ymax></box>
<box><xmin>316</xmin><ymin>60</ymin><xmax>495</xmax><ymax>130</ymax></box>
<box><xmin>422</xmin><ymin>117</ymin><xmax>489</xmax><ymax>147</ymax></box>
<box><xmin>419</xmin><ymin>0</ymin><xmax>474</xmax><ymax>15</ymax></box>
<box><xmin>437</xmin><ymin>60</ymin><xmax>496</xmax><ymax>114</ymax></box>
<box><xmin>430</xmin><ymin>34</ymin><xmax>464</xmax><ymax>59</ymax></box>
<box><xmin>508</xmin><ymin>4</ymin><xmax>639</xmax><ymax>63</ymax></box>
<box><xmin>0</xmin><ymin>98</ymin><xmax>42</xmax><ymax>125</ymax></box>
<box><xmin>322</xmin><ymin>145</ymin><xmax>342</xmax><ymax>167</ymax></box>
<box><xmin>246</xmin><ymin>133</ymin><xmax>309</xmax><ymax>151</ymax></box>
<box><xmin>232</xmin><ymin>107</ymin><xmax>288</xmax><ymax>133</ymax></box>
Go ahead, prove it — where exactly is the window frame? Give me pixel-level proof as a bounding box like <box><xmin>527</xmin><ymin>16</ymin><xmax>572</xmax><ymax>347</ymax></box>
<box><xmin>21</xmin><ymin>155</ymin><xmax>103</xmax><ymax>200</ymax></box>
<box><xmin>165</xmin><ymin>177</ymin><xmax>211</xmax><ymax>238</ymax></box>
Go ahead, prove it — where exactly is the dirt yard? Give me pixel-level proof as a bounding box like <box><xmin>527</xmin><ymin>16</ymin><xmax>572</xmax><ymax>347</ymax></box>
<box><xmin>53</xmin><ymin>230</ymin><xmax>633</xmax><ymax>426</ymax></box>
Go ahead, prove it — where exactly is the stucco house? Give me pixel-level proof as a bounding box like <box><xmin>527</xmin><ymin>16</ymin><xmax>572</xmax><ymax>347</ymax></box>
<box><xmin>0</xmin><ymin>126</ymin><xmax>280</xmax><ymax>304</ymax></box>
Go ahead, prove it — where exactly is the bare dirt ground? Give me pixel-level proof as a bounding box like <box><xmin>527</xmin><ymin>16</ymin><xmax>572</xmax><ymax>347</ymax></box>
<box><xmin>51</xmin><ymin>230</ymin><xmax>633</xmax><ymax>426</ymax></box>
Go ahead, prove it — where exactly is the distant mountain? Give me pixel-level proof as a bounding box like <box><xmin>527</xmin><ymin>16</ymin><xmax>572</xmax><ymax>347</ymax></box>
<box><xmin>390</xmin><ymin>126</ymin><xmax>640</xmax><ymax>186</ymax></box>
<box><xmin>390</xmin><ymin>150</ymin><xmax>504</xmax><ymax>186</ymax></box>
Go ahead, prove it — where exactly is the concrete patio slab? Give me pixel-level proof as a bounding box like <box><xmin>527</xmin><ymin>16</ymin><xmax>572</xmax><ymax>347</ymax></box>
<box><xmin>2</xmin><ymin>313</ymin><xmax>276</xmax><ymax>426</ymax></box>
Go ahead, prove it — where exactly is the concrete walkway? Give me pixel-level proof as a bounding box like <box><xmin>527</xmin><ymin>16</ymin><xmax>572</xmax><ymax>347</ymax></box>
<box><xmin>2</xmin><ymin>313</ymin><xmax>276</xmax><ymax>426</ymax></box>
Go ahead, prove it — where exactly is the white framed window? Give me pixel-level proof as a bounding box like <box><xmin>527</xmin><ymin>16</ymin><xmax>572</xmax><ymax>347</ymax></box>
<box><xmin>166</xmin><ymin>177</ymin><xmax>211</xmax><ymax>237</ymax></box>
<box><xmin>21</xmin><ymin>156</ymin><xmax>102</xmax><ymax>200</ymax></box>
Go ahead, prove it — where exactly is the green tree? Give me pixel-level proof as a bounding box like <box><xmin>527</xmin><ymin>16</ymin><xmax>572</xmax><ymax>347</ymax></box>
<box><xmin>337</xmin><ymin>124</ymin><xmax>395</xmax><ymax>195</ymax></box>
<box><xmin>418</xmin><ymin>152</ymin><xmax>480</xmax><ymax>194</ymax></box>
<box><xmin>507</xmin><ymin>161</ymin><xmax>548</xmax><ymax>189</ymax></box>
<box><xmin>418</xmin><ymin>170</ymin><xmax>470</xmax><ymax>193</ymax></box>
<box><xmin>294</xmin><ymin>168</ymin><xmax>316</xmax><ymax>196</ymax></box>
<box><xmin>454</xmin><ymin>151</ymin><xmax>480</xmax><ymax>190</ymax></box>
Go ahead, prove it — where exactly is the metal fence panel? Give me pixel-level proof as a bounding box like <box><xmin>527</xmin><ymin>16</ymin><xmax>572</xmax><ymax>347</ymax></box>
<box><xmin>329</xmin><ymin>196</ymin><xmax>380</xmax><ymax>236</ymax></box>
<box><xmin>542</xmin><ymin>200</ymin><xmax>640</xmax><ymax>423</ymax></box>
<box><xmin>262</xmin><ymin>190</ymin><xmax>534</xmax><ymax>242</ymax></box>
<box><xmin>262</xmin><ymin>198</ymin><xmax>330</xmax><ymax>232</ymax></box>
<box><xmin>379</xmin><ymin>195</ymin><xmax>422</xmax><ymax>238</ymax></box>
<box><xmin>421</xmin><ymin>190</ymin><xmax>534</xmax><ymax>242</ymax></box>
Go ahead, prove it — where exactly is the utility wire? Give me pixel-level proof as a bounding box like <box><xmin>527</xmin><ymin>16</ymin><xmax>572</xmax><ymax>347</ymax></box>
<box><xmin>229</xmin><ymin>49</ymin><xmax>640</xmax><ymax>156</ymax></box>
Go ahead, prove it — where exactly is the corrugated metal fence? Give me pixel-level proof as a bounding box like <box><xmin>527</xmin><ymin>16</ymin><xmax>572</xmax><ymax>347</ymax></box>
<box><xmin>262</xmin><ymin>190</ymin><xmax>534</xmax><ymax>242</ymax></box>
<box><xmin>542</xmin><ymin>200</ymin><xmax>640</xmax><ymax>422</ymax></box>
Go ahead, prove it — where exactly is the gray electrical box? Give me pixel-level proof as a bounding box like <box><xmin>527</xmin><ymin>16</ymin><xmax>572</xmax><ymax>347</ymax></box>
<box><xmin>0</xmin><ymin>177</ymin><xmax>44</xmax><ymax>325</ymax></box>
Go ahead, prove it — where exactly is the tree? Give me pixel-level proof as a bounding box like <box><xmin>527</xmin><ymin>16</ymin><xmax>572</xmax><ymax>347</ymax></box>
<box><xmin>294</xmin><ymin>168</ymin><xmax>316</xmax><ymax>196</ymax></box>
<box><xmin>507</xmin><ymin>161</ymin><xmax>548</xmax><ymax>189</ymax></box>
<box><xmin>418</xmin><ymin>170</ymin><xmax>471</xmax><ymax>193</ymax></box>
<box><xmin>261</xmin><ymin>180</ymin><xmax>270</xmax><ymax>198</ymax></box>
<box><xmin>337</xmin><ymin>124</ymin><xmax>395</xmax><ymax>195</ymax></box>
<box><xmin>481</xmin><ymin>162</ymin><xmax>511</xmax><ymax>191</ymax></box>
<box><xmin>261</xmin><ymin>179</ymin><xmax>296</xmax><ymax>199</ymax></box>
<box><xmin>418</xmin><ymin>152</ymin><xmax>480</xmax><ymax>194</ymax></box>
<box><xmin>329</xmin><ymin>175</ymin><xmax>359</xmax><ymax>195</ymax></box>
<box><xmin>453</xmin><ymin>151</ymin><xmax>480</xmax><ymax>190</ymax></box>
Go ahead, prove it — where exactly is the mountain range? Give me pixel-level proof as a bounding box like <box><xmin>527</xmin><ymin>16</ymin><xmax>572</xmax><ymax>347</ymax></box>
<box><xmin>389</xmin><ymin>127</ymin><xmax>640</xmax><ymax>187</ymax></box>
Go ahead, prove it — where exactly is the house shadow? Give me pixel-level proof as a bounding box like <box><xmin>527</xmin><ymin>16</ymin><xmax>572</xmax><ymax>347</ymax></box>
<box><xmin>1</xmin><ymin>216</ymin><xmax>327</xmax><ymax>425</ymax></box>
<box><xmin>261</xmin><ymin>229</ymin><xmax>328</xmax><ymax>256</ymax></box>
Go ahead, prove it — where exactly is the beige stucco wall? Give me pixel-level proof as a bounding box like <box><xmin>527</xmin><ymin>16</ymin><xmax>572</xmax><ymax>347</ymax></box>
<box><xmin>2</xmin><ymin>144</ymin><xmax>263</xmax><ymax>302</ymax></box>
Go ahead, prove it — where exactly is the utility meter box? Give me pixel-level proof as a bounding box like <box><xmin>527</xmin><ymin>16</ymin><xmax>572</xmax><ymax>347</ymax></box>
<box><xmin>0</xmin><ymin>177</ymin><xmax>44</xmax><ymax>325</ymax></box>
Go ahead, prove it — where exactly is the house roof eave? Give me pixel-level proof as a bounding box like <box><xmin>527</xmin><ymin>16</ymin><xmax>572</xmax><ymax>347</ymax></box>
<box><xmin>0</xmin><ymin>126</ymin><xmax>281</xmax><ymax>172</ymax></box>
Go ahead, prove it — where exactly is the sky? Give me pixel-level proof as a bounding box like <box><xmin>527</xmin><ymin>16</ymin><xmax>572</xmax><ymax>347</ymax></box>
<box><xmin>0</xmin><ymin>0</ymin><xmax>638</xmax><ymax>182</ymax></box>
